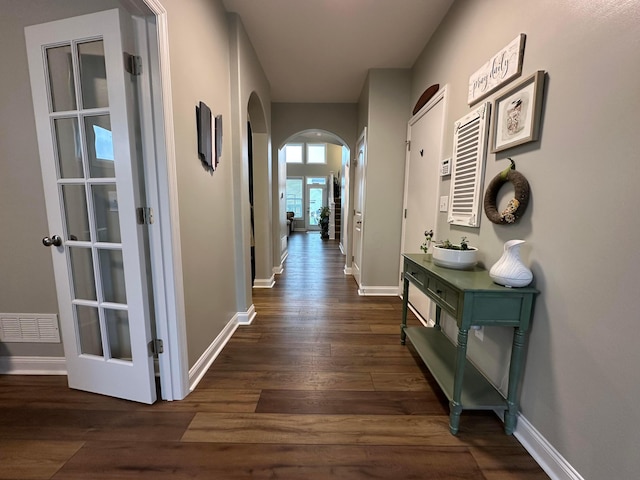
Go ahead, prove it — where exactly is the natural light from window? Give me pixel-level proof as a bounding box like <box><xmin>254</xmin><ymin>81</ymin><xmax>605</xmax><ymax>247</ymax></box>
<box><xmin>284</xmin><ymin>144</ymin><xmax>303</xmax><ymax>163</ymax></box>
<box><xmin>285</xmin><ymin>178</ymin><xmax>303</xmax><ymax>218</ymax></box>
<box><xmin>307</xmin><ymin>144</ymin><xmax>326</xmax><ymax>164</ymax></box>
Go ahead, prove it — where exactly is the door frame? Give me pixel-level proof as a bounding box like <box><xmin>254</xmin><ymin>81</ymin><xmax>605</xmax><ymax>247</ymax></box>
<box><xmin>399</xmin><ymin>86</ymin><xmax>448</xmax><ymax>316</ymax></box>
<box><xmin>352</xmin><ymin>127</ymin><xmax>367</xmax><ymax>290</ymax></box>
<box><xmin>305</xmin><ymin>178</ymin><xmax>328</xmax><ymax>231</ymax></box>
<box><xmin>129</xmin><ymin>0</ymin><xmax>189</xmax><ymax>401</ymax></box>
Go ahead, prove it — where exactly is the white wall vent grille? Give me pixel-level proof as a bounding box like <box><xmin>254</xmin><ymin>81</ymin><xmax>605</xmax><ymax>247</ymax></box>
<box><xmin>0</xmin><ymin>314</ymin><xmax>60</xmax><ymax>343</ymax></box>
<box><xmin>448</xmin><ymin>102</ymin><xmax>490</xmax><ymax>227</ymax></box>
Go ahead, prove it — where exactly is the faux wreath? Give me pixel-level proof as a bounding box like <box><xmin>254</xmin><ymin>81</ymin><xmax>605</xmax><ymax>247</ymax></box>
<box><xmin>483</xmin><ymin>159</ymin><xmax>530</xmax><ymax>224</ymax></box>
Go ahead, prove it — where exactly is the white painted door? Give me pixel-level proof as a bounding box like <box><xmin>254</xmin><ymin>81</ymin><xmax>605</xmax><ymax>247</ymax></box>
<box><xmin>400</xmin><ymin>90</ymin><xmax>446</xmax><ymax>324</ymax></box>
<box><xmin>341</xmin><ymin>157</ymin><xmax>350</xmax><ymax>256</ymax></box>
<box><xmin>352</xmin><ymin>128</ymin><xmax>367</xmax><ymax>288</ymax></box>
<box><xmin>26</xmin><ymin>9</ymin><xmax>156</xmax><ymax>403</ymax></box>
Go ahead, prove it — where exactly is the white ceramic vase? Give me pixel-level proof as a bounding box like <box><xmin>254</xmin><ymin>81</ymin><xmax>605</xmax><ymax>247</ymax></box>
<box><xmin>489</xmin><ymin>240</ymin><xmax>533</xmax><ymax>287</ymax></box>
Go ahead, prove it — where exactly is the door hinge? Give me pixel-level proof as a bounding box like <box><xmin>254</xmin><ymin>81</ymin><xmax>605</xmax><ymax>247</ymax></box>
<box><xmin>406</xmin><ymin>140</ymin><xmax>411</xmax><ymax>151</ymax></box>
<box><xmin>136</xmin><ymin>207</ymin><xmax>154</xmax><ymax>225</ymax></box>
<box><xmin>149</xmin><ymin>338</ymin><xmax>164</xmax><ymax>356</ymax></box>
<box><xmin>404</xmin><ymin>208</ymin><xmax>407</xmax><ymax>219</ymax></box>
<box><xmin>124</xmin><ymin>52</ymin><xmax>142</xmax><ymax>76</ymax></box>
<box><xmin>351</xmin><ymin>255</ymin><xmax>354</xmax><ymax>261</ymax></box>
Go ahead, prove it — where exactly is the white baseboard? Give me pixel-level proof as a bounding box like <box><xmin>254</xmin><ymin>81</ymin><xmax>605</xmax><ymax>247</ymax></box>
<box><xmin>344</xmin><ymin>266</ymin><xmax>353</xmax><ymax>275</ymax></box>
<box><xmin>0</xmin><ymin>356</ymin><xmax>67</xmax><ymax>375</ymax></box>
<box><xmin>513</xmin><ymin>412</ymin><xmax>584</xmax><ymax>480</ymax></box>
<box><xmin>237</xmin><ymin>304</ymin><xmax>256</xmax><ymax>325</ymax></box>
<box><xmin>253</xmin><ymin>275</ymin><xmax>275</xmax><ymax>288</ymax></box>
<box><xmin>273</xmin><ymin>265</ymin><xmax>284</xmax><ymax>275</ymax></box>
<box><xmin>188</xmin><ymin>309</ymin><xmax>249</xmax><ymax>392</ymax></box>
<box><xmin>357</xmin><ymin>285</ymin><xmax>400</xmax><ymax>296</ymax></box>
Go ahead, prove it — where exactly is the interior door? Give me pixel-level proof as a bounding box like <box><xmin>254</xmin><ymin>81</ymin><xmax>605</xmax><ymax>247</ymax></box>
<box><xmin>26</xmin><ymin>9</ymin><xmax>157</xmax><ymax>403</ymax></box>
<box><xmin>401</xmin><ymin>92</ymin><xmax>446</xmax><ymax>324</ymax></box>
<box><xmin>352</xmin><ymin>128</ymin><xmax>366</xmax><ymax>288</ymax></box>
<box><xmin>305</xmin><ymin>178</ymin><xmax>327</xmax><ymax>231</ymax></box>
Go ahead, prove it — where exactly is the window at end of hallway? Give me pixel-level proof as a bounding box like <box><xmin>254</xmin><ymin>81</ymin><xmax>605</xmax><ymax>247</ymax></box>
<box><xmin>285</xmin><ymin>144</ymin><xmax>303</xmax><ymax>163</ymax></box>
<box><xmin>286</xmin><ymin>177</ymin><xmax>303</xmax><ymax>218</ymax></box>
<box><xmin>307</xmin><ymin>144</ymin><xmax>326</xmax><ymax>164</ymax></box>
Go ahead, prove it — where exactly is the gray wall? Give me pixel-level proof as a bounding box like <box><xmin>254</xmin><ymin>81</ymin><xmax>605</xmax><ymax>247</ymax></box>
<box><xmin>0</xmin><ymin>0</ymin><xmax>121</xmax><ymax>358</ymax></box>
<box><xmin>161</xmin><ymin>1</ymin><xmax>270</xmax><ymax>368</ymax></box>
<box><xmin>411</xmin><ymin>0</ymin><xmax>640</xmax><ymax>478</ymax></box>
<box><xmin>286</xmin><ymin>143</ymin><xmax>343</xmax><ymax>181</ymax></box>
<box><xmin>357</xmin><ymin>69</ymin><xmax>411</xmax><ymax>290</ymax></box>
<box><xmin>228</xmin><ymin>14</ymin><xmax>272</xmax><ymax>302</ymax></box>
<box><xmin>160</xmin><ymin>0</ymin><xmax>237</xmax><ymax>368</ymax></box>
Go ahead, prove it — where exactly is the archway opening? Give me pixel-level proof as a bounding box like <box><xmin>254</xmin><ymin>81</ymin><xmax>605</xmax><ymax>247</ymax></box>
<box><xmin>280</xmin><ymin>130</ymin><xmax>350</xmax><ymax>252</ymax></box>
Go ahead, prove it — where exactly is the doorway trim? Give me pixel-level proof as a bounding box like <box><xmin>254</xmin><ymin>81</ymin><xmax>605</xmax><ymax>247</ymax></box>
<box><xmin>134</xmin><ymin>0</ymin><xmax>189</xmax><ymax>401</ymax></box>
<box><xmin>399</xmin><ymin>85</ymin><xmax>448</xmax><ymax>319</ymax></box>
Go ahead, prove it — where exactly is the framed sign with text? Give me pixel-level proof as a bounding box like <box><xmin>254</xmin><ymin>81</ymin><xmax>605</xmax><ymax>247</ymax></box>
<box><xmin>468</xmin><ymin>34</ymin><xmax>526</xmax><ymax>106</ymax></box>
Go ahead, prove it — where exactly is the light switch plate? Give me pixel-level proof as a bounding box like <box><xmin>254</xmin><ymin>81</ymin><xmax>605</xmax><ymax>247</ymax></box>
<box><xmin>439</xmin><ymin>196</ymin><xmax>449</xmax><ymax>212</ymax></box>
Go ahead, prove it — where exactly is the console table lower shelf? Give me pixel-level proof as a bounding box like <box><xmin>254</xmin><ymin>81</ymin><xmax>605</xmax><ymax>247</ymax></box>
<box><xmin>404</xmin><ymin>326</ymin><xmax>507</xmax><ymax>422</ymax></box>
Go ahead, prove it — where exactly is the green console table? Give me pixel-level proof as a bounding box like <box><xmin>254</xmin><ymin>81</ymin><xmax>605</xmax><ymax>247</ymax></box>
<box><xmin>401</xmin><ymin>253</ymin><xmax>538</xmax><ymax>435</ymax></box>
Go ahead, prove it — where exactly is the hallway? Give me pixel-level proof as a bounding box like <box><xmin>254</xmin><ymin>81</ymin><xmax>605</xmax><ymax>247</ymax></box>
<box><xmin>0</xmin><ymin>232</ymin><xmax>547</xmax><ymax>478</ymax></box>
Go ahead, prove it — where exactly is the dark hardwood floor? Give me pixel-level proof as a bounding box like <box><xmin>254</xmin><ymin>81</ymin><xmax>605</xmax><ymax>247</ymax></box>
<box><xmin>0</xmin><ymin>232</ymin><xmax>548</xmax><ymax>479</ymax></box>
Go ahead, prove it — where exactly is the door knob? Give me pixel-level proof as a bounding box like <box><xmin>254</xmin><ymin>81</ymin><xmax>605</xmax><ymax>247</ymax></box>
<box><xmin>42</xmin><ymin>235</ymin><xmax>62</xmax><ymax>247</ymax></box>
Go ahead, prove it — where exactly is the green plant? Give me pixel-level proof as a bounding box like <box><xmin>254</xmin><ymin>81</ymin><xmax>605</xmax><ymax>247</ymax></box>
<box><xmin>436</xmin><ymin>236</ymin><xmax>470</xmax><ymax>251</ymax></box>
<box><xmin>420</xmin><ymin>229</ymin><xmax>434</xmax><ymax>253</ymax></box>
<box><xmin>318</xmin><ymin>206</ymin><xmax>331</xmax><ymax>221</ymax></box>
<box><xmin>318</xmin><ymin>206</ymin><xmax>331</xmax><ymax>239</ymax></box>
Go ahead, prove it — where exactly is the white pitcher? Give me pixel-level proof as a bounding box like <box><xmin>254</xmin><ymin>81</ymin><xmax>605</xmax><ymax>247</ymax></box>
<box><xmin>489</xmin><ymin>240</ymin><xmax>533</xmax><ymax>288</ymax></box>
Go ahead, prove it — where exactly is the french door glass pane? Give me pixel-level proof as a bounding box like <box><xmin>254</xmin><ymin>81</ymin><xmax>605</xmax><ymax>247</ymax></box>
<box><xmin>105</xmin><ymin>309</ymin><xmax>131</xmax><ymax>361</ymax></box>
<box><xmin>75</xmin><ymin>305</ymin><xmax>103</xmax><ymax>356</ymax></box>
<box><xmin>98</xmin><ymin>249</ymin><xmax>127</xmax><ymax>304</ymax></box>
<box><xmin>78</xmin><ymin>40</ymin><xmax>109</xmax><ymax>109</ymax></box>
<box><xmin>92</xmin><ymin>185</ymin><xmax>121</xmax><ymax>243</ymax></box>
<box><xmin>54</xmin><ymin>117</ymin><xmax>83</xmax><ymax>178</ymax></box>
<box><xmin>85</xmin><ymin>115</ymin><xmax>115</xmax><ymax>178</ymax></box>
<box><xmin>62</xmin><ymin>185</ymin><xmax>90</xmax><ymax>241</ymax></box>
<box><xmin>69</xmin><ymin>247</ymin><xmax>97</xmax><ymax>301</ymax></box>
<box><xmin>308</xmin><ymin>187</ymin><xmax>323</xmax><ymax>226</ymax></box>
<box><xmin>46</xmin><ymin>45</ymin><xmax>76</xmax><ymax>112</ymax></box>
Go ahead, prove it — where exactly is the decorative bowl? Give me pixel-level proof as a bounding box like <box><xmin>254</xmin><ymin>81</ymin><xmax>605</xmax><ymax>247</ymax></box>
<box><xmin>432</xmin><ymin>245</ymin><xmax>478</xmax><ymax>270</ymax></box>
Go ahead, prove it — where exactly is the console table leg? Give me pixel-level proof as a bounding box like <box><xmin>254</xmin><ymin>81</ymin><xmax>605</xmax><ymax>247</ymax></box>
<box><xmin>400</xmin><ymin>277</ymin><xmax>409</xmax><ymax>345</ymax></box>
<box><xmin>434</xmin><ymin>305</ymin><xmax>442</xmax><ymax>331</ymax></box>
<box><xmin>449</xmin><ymin>401</ymin><xmax>462</xmax><ymax>434</ymax></box>
<box><xmin>449</xmin><ymin>327</ymin><xmax>469</xmax><ymax>435</ymax></box>
<box><xmin>504</xmin><ymin>327</ymin><xmax>529</xmax><ymax>435</ymax></box>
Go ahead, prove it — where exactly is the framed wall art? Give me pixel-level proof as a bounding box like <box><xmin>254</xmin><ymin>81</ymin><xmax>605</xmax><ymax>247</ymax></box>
<box><xmin>491</xmin><ymin>70</ymin><xmax>545</xmax><ymax>153</ymax></box>
<box><xmin>196</xmin><ymin>101</ymin><xmax>213</xmax><ymax>170</ymax></box>
<box><xmin>468</xmin><ymin>34</ymin><xmax>526</xmax><ymax>106</ymax></box>
<box><xmin>214</xmin><ymin>114</ymin><xmax>222</xmax><ymax>168</ymax></box>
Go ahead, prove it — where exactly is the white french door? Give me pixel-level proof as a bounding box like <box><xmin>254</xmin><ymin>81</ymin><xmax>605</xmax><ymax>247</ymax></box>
<box><xmin>26</xmin><ymin>9</ymin><xmax>157</xmax><ymax>403</ymax></box>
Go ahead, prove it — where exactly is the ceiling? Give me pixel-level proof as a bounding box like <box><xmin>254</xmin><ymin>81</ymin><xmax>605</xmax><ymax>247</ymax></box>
<box><xmin>222</xmin><ymin>0</ymin><xmax>455</xmax><ymax>103</ymax></box>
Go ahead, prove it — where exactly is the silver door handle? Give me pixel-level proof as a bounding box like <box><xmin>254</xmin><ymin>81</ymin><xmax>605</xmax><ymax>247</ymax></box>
<box><xmin>42</xmin><ymin>235</ymin><xmax>62</xmax><ymax>247</ymax></box>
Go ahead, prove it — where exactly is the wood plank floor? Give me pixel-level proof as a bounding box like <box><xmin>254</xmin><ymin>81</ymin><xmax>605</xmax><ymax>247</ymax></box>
<box><xmin>0</xmin><ymin>232</ymin><xmax>549</xmax><ymax>479</ymax></box>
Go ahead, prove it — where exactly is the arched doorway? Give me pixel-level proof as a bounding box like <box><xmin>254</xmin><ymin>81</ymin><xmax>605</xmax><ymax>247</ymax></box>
<box><xmin>278</xmin><ymin>129</ymin><xmax>350</xmax><ymax>258</ymax></box>
<box><xmin>246</xmin><ymin>92</ymin><xmax>273</xmax><ymax>288</ymax></box>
